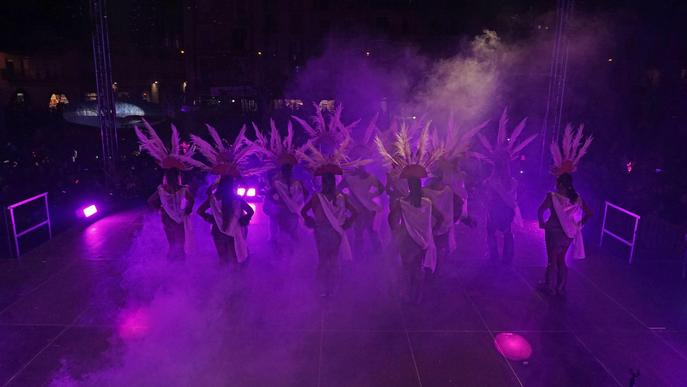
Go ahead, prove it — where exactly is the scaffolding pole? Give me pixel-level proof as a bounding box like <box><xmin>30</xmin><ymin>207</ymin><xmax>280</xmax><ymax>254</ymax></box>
<box><xmin>539</xmin><ymin>0</ymin><xmax>574</xmax><ymax>176</ymax></box>
<box><xmin>90</xmin><ymin>0</ymin><xmax>118</xmax><ymax>178</ymax></box>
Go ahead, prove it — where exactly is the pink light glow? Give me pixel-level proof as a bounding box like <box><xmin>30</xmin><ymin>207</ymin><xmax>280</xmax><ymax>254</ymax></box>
<box><xmin>83</xmin><ymin>205</ymin><xmax>98</xmax><ymax>218</ymax></box>
<box><xmin>118</xmin><ymin>308</ymin><xmax>151</xmax><ymax>340</ymax></box>
<box><xmin>246</xmin><ymin>188</ymin><xmax>256</xmax><ymax>197</ymax></box>
<box><xmin>248</xmin><ymin>203</ymin><xmax>256</xmax><ymax>212</ymax></box>
<box><xmin>236</xmin><ymin>187</ymin><xmax>246</xmax><ymax>196</ymax></box>
<box><xmin>494</xmin><ymin>333</ymin><xmax>533</xmax><ymax>361</ymax></box>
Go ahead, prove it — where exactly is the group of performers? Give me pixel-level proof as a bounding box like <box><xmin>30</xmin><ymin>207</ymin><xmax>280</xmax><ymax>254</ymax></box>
<box><xmin>135</xmin><ymin>104</ymin><xmax>593</xmax><ymax>301</ymax></box>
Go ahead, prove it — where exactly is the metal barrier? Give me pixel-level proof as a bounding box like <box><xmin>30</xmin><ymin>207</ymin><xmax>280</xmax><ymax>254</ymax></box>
<box><xmin>600</xmin><ymin>201</ymin><xmax>640</xmax><ymax>264</ymax></box>
<box><xmin>7</xmin><ymin>192</ymin><xmax>52</xmax><ymax>257</ymax></box>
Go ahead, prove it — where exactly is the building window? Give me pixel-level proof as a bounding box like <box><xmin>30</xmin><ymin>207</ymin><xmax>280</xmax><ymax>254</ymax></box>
<box><xmin>49</xmin><ymin>93</ymin><xmax>69</xmax><ymax>109</ymax></box>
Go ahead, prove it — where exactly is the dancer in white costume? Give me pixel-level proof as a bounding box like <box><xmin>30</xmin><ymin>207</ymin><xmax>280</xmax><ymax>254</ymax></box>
<box><xmin>295</xmin><ymin>104</ymin><xmax>364</xmax><ymax>296</ymax></box>
<box><xmin>475</xmin><ymin>108</ymin><xmax>537</xmax><ymax>263</ymax></box>
<box><xmin>376</xmin><ymin>123</ymin><xmax>444</xmax><ymax>303</ymax></box>
<box><xmin>537</xmin><ymin>124</ymin><xmax>593</xmax><ymax>295</ymax></box>
<box><xmin>251</xmin><ymin>119</ymin><xmax>308</xmax><ymax>253</ymax></box>
<box><xmin>192</xmin><ymin>124</ymin><xmax>266</xmax><ymax>265</ymax></box>
<box><xmin>423</xmin><ymin>169</ymin><xmax>464</xmax><ymax>270</ymax></box>
<box><xmin>339</xmin><ymin>114</ymin><xmax>385</xmax><ymax>253</ymax></box>
<box><xmin>433</xmin><ymin>111</ymin><xmax>488</xmax><ymax>225</ymax></box>
<box><xmin>135</xmin><ymin>120</ymin><xmax>203</xmax><ymax>260</ymax></box>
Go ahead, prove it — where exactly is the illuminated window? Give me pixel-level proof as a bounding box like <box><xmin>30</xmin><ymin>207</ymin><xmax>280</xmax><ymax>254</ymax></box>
<box><xmin>49</xmin><ymin>93</ymin><xmax>70</xmax><ymax>109</ymax></box>
<box><xmin>49</xmin><ymin>94</ymin><xmax>60</xmax><ymax>109</ymax></box>
<box><xmin>319</xmin><ymin>100</ymin><xmax>335</xmax><ymax>112</ymax></box>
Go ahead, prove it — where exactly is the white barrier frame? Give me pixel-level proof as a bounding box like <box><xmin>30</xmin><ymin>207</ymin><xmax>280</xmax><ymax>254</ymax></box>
<box><xmin>7</xmin><ymin>192</ymin><xmax>52</xmax><ymax>257</ymax></box>
<box><xmin>600</xmin><ymin>201</ymin><xmax>640</xmax><ymax>264</ymax></box>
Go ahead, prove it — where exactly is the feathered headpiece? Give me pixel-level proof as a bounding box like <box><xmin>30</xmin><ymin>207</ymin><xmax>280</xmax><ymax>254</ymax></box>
<box><xmin>134</xmin><ymin>119</ymin><xmax>203</xmax><ymax>170</ymax></box>
<box><xmin>292</xmin><ymin>102</ymin><xmax>360</xmax><ymax>157</ymax></box>
<box><xmin>251</xmin><ymin>119</ymin><xmax>305</xmax><ymax>168</ymax></box>
<box><xmin>375</xmin><ymin>121</ymin><xmax>445</xmax><ymax>179</ymax></box>
<box><xmin>190</xmin><ymin>124</ymin><xmax>267</xmax><ymax>177</ymax></box>
<box><xmin>550</xmin><ymin>123</ymin><xmax>593</xmax><ymax>176</ymax></box>
<box><xmin>432</xmin><ymin>111</ymin><xmax>489</xmax><ymax>162</ymax></box>
<box><xmin>295</xmin><ymin>103</ymin><xmax>369</xmax><ymax>175</ymax></box>
<box><xmin>348</xmin><ymin>112</ymin><xmax>381</xmax><ymax>161</ymax></box>
<box><xmin>476</xmin><ymin>107</ymin><xmax>537</xmax><ymax>163</ymax></box>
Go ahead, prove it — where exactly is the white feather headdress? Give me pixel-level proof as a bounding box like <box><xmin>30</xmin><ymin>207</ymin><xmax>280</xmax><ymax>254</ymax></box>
<box><xmin>550</xmin><ymin>123</ymin><xmax>593</xmax><ymax>176</ymax></box>
<box><xmin>134</xmin><ymin>119</ymin><xmax>204</xmax><ymax>170</ymax></box>
<box><xmin>433</xmin><ymin>111</ymin><xmax>489</xmax><ymax>162</ymax></box>
<box><xmin>190</xmin><ymin>124</ymin><xmax>267</xmax><ymax>177</ymax></box>
<box><xmin>251</xmin><ymin>119</ymin><xmax>306</xmax><ymax>169</ymax></box>
<box><xmin>475</xmin><ymin>107</ymin><xmax>537</xmax><ymax>163</ymax></box>
<box><xmin>375</xmin><ymin>120</ymin><xmax>445</xmax><ymax>179</ymax></box>
<box><xmin>292</xmin><ymin>102</ymin><xmax>361</xmax><ymax>157</ymax></box>
<box><xmin>294</xmin><ymin>103</ymin><xmax>369</xmax><ymax>175</ymax></box>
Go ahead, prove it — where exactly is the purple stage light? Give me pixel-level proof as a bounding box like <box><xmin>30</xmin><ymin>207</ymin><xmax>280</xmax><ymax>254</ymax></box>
<box><xmin>236</xmin><ymin>187</ymin><xmax>246</xmax><ymax>196</ymax></box>
<box><xmin>82</xmin><ymin>204</ymin><xmax>98</xmax><ymax>218</ymax></box>
<box><xmin>246</xmin><ymin>188</ymin><xmax>256</xmax><ymax>197</ymax></box>
<box><xmin>494</xmin><ymin>333</ymin><xmax>533</xmax><ymax>361</ymax></box>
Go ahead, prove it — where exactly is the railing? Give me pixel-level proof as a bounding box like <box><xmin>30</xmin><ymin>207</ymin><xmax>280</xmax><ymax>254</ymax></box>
<box><xmin>600</xmin><ymin>201</ymin><xmax>640</xmax><ymax>264</ymax></box>
<box><xmin>7</xmin><ymin>192</ymin><xmax>52</xmax><ymax>257</ymax></box>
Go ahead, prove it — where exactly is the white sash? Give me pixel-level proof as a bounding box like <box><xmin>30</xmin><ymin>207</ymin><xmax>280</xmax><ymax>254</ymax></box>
<box><xmin>551</xmin><ymin>192</ymin><xmax>586</xmax><ymax>259</ymax></box>
<box><xmin>423</xmin><ymin>186</ymin><xmax>456</xmax><ymax>252</ymax></box>
<box><xmin>400</xmin><ymin>197</ymin><xmax>437</xmax><ymax>272</ymax></box>
<box><xmin>210</xmin><ymin>195</ymin><xmax>248</xmax><ymax>263</ymax></box>
<box><xmin>158</xmin><ymin>185</ymin><xmax>194</xmax><ymax>254</ymax></box>
<box><xmin>316</xmin><ymin>193</ymin><xmax>353</xmax><ymax>261</ymax></box>
<box><xmin>273</xmin><ymin>180</ymin><xmax>304</xmax><ymax>215</ymax></box>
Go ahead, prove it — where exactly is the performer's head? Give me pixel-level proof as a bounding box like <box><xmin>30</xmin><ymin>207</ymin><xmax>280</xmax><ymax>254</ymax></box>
<box><xmin>321</xmin><ymin>173</ymin><xmax>336</xmax><ymax>194</ymax></box>
<box><xmin>163</xmin><ymin>168</ymin><xmax>181</xmax><ymax>187</ymax></box>
<box><xmin>556</xmin><ymin>173</ymin><xmax>578</xmax><ymax>203</ymax></box>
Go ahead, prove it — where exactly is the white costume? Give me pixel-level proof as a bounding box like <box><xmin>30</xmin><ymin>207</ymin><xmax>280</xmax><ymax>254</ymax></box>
<box><xmin>157</xmin><ymin>184</ymin><xmax>194</xmax><ymax>254</ymax></box>
<box><xmin>423</xmin><ymin>186</ymin><xmax>457</xmax><ymax>252</ymax></box>
<box><xmin>210</xmin><ymin>194</ymin><xmax>248</xmax><ymax>263</ymax></box>
<box><xmin>550</xmin><ymin>192</ymin><xmax>585</xmax><ymax>259</ymax></box>
<box><xmin>400</xmin><ymin>197</ymin><xmax>438</xmax><ymax>272</ymax></box>
<box><xmin>316</xmin><ymin>193</ymin><xmax>353</xmax><ymax>262</ymax></box>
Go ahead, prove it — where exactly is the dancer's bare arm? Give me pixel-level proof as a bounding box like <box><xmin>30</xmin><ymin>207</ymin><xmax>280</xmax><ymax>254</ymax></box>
<box><xmin>239</xmin><ymin>200</ymin><xmax>254</xmax><ymax>226</ymax></box>
<box><xmin>580</xmin><ymin>199</ymin><xmax>593</xmax><ymax>225</ymax></box>
<box><xmin>147</xmin><ymin>191</ymin><xmax>161</xmax><ymax>209</ymax></box>
<box><xmin>371</xmin><ymin>177</ymin><xmax>385</xmax><ymax>197</ymax></box>
<box><xmin>184</xmin><ymin>187</ymin><xmax>195</xmax><ymax>215</ymax></box>
<box><xmin>197</xmin><ymin>197</ymin><xmax>213</xmax><ymax>223</ymax></box>
<box><xmin>453</xmin><ymin>193</ymin><xmax>464</xmax><ymax>223</ymax></box>
<box><xmin>301</xmin><ymin>197</ymin><xmax>316</xmax><ymax>228</ymax></box>
<box><xmin>342</xmin><ymin>196</ymin><xmax>357</xmax><ymax>229</ymax></box>
<box><xmin>537</xmin><ymin>193</ymin><xmax>552</xmax><ymax>229</ymax></box>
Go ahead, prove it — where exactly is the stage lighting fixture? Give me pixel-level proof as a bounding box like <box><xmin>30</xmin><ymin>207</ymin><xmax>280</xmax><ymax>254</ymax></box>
<box><xmin>82</xmin><ymin>205</ymin><xmax>98</xmax><ymax>218</ymax></box>
<box><xmin>246</xmin><ymin>188</ymin><xmax>256</xmax><ymax>197</ymax></box>
<box><xmin>236</xmin><ymin>187</ymin><xmax>246</xmax><ymax>196</ymax></box>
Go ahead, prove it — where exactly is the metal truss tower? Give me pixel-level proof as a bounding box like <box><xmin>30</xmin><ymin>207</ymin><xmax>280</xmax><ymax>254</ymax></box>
<box><xmin>90</xmin><ymin>0</ymin><xmax>118</xmax><ymax>177</ymax></box>
<box><xmin>539</xmin><ymin>0</ymin><xmax>574</xmax><ymax>175</ymax></box>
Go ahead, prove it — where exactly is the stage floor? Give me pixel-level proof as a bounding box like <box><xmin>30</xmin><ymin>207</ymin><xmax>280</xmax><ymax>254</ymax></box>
<box><xmin>1</xmin><ymin>205</ymin><xmax>686</xmax><ymax>387</ymax></box>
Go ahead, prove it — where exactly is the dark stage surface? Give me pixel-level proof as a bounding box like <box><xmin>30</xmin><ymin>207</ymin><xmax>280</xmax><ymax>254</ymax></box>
<box><xmin>1</xmin><ymin>203</ymin><xmax>686</xmax><ymax>387</ymax></box>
